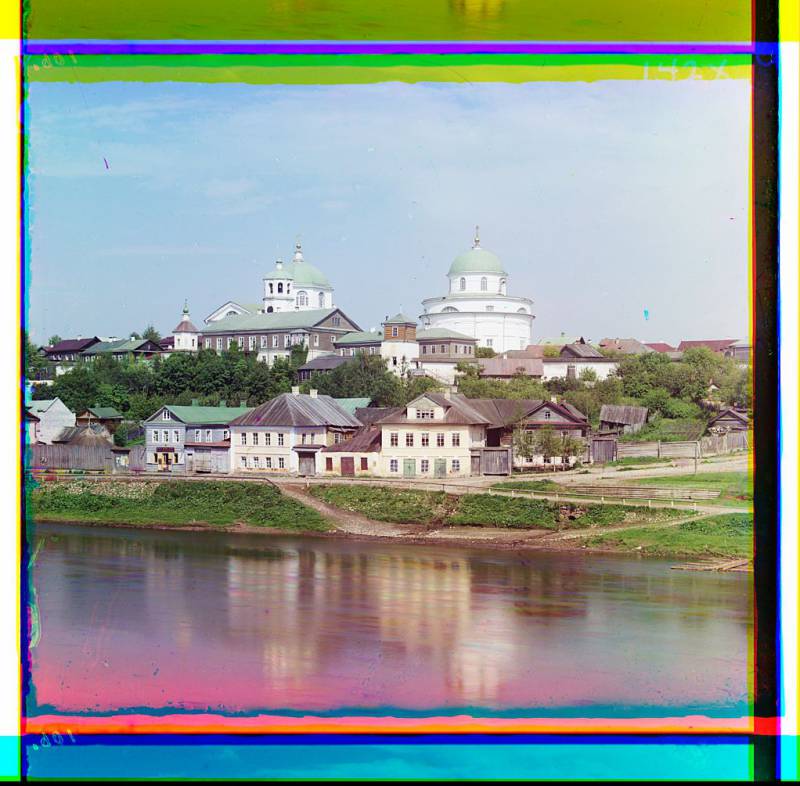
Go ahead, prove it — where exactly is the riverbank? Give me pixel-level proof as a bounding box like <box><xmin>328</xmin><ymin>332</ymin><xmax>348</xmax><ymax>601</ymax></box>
<box><xmin>28</xmin><ymin>478</ymin><xmax>753</xmax><ymax>564</ymax></box>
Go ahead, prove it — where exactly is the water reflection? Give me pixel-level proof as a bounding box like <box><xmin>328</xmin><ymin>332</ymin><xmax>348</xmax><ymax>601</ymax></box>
<box><xmin>29</xmin><ymin>524</ymin><xmax>752</xmax><ymax>715</ymax></box>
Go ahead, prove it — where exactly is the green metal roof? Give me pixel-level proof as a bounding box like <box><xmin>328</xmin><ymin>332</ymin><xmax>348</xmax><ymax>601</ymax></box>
<box><xmin>447</xmin><ymin>246</ymin><xmax>506</xmax><ymax>277</ymax></box>
<box><xmin>333</xmin><ymin>397</ymin><xmax>372</xmax><ymax>415</ymax></box>
<box><xmin>384</xmin><ymin>311</ymin><xmax>416</xmax><ymax>325</ymax></box>
<box><xmin>85</xmin><ymin>406</ymin><xmax>123</xmax><ymax>419</ymax></box>
<box><xmin>416</xmin><ymin>328</ymin><xmax>476</xmax><ymax>341</ymax></box>
<box><xmin>335</xmin><ymin>330</ymin><xmax>383</xmax><ymax>345</ymax></box>
<box><xmin>201</xmin><ymin>308</ymin><xmax>340</xmax><ymax>334</ymax></box>
<box><xmin>155</xmin><ymin>404</ymin><xmax>252</xmax><ymax>425</ymax></box>
<box><xmin>82</xmin><ymin>339</ymin><xmax>149</xmax><ymax>354</ymax></box>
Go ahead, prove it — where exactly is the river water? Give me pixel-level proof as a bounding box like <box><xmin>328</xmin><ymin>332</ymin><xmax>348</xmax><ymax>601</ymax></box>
<box><xmin>27</xmin><ymin>522</ymin><xmax>752</xmax><ymax>718</ymax></box>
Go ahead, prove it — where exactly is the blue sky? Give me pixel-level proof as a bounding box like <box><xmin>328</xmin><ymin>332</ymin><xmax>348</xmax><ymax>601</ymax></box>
<box><xmin>25</xmin><ymin>77</ymin><xmax>750</xmax><ymax>346</ymax></box>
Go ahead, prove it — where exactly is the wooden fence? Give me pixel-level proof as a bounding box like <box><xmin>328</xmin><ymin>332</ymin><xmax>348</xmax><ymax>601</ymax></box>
<box><xmin>27</xmin><ymin>443</ymin><xmax>148</xmax><ymax>473</ymax></box>
<box><xmin>616</xmin><ymin>441</ymin><xmax>699</xmax><ymax>460</ymax></box>
<box><xmin>699</xmin><ymin>431</ymin><xmax>750</xmax><ymax>456</ymax></box>
<box><xmin>562</xmin><ymin>484</ymin><xmax>720</xmax><ymax>501</ymax></box>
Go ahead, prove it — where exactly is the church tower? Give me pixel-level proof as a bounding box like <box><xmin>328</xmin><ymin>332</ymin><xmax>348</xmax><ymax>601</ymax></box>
<box><xmin>172</xmin><ymin>301</ymin><xmax>200</xmax><ymax>352</ymax></box>
<box><xmin>262</xmin><ymin>241</ymin><xmax>335</xmax><ymax>313</ymax></box>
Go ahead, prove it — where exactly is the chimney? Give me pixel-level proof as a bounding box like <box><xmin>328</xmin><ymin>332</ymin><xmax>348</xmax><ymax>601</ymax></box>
<box><xmin>310</xmin><ymin>389</ymin><xmax>318</xmax><ymax>398</ymax></box>
<box><xmin>291</xmin><ymin>386</ymin><xmax>300</xmax><ymax>395</ymax></box>
<box><xmin>219</xmin><ymin>400</ymin><xmax>226</xmax><ymax>407</ymax></box>
<box><xmin>191</xmin><ymin>398</ymin><xmax>199</xmax><ymax>406</ymax></box>
<box><xmin>130</xmin><ymin>334</ymin><xmax>137</xmax><ymax>341</ymax></box>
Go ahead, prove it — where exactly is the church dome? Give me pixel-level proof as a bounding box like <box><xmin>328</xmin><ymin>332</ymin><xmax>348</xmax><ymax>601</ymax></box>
<box><xmin>447</xmin><ymin>228</ymin><xmax>507</xmax><ymax>277</ymax></box>
<box><xmin>264</xmin><ymin>243</ymin><xmax>332</xmax><ymax>289</ymax></box>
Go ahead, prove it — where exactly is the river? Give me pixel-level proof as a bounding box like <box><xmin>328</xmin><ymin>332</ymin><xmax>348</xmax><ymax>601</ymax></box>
<box><xmin>27</xmin><ymin>522</ymin><xmax>752</xmax><ymax>718</ymax></box>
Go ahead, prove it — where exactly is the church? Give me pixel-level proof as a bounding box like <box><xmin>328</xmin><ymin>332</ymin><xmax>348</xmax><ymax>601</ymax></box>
<box><xmin>420</xmin><ymin>229</ymin><xmax>535</xmax><ymax>353</ymax></box>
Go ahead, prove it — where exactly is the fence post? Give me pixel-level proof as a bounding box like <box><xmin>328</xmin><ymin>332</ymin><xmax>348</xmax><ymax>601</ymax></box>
<box><xmin>657</xmin><ymin>441</ymin><xmax>661</xmax><ymax>458</ymax></box>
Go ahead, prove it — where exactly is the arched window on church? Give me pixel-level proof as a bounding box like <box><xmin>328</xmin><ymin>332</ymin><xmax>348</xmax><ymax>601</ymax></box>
<box><xmin>297</xmin><ymin>291</ymin><xmax>308</xmax><ymax>307</ymax></box>
<box><xmin>517</xmin><ymin>307</ymin><xmax>527</xmax><ymax>314</ymax></box>
<box><xmin>480</xmin><ymin>277</ymin><xmax>487</xmax><ymax>291</ymax></box>
<box><xmin>442</xmin><ymin>306</ymin><xmax>458</xmax><ymax>313</ymax></box>
<box><xmin>277</xmin><ymin>282</ymin><xmax>283</xmax><ymax>294</ymax></box>
<box><xmin>500</xmin><ymin>278</ymin><xmax>507</xmax><ymax>293</ymax></box>
<box><xmin>267</xmin><ymin>307</ymin><xmax>274</xmax><ymax>313</ymax></box>
<box><xmin>269</xmin><ymin>283</ymin><xmax>274</xmax><ymax>294</ymax></box>
<box><xmin>319</xmin><ymin>292</ymin><xmax>325</xmax><ymax>307</ymax></box>
<box><xmin>460</xmin><ymin>277</ymin><xmax>466</xmax><ymax>291</ymax></box>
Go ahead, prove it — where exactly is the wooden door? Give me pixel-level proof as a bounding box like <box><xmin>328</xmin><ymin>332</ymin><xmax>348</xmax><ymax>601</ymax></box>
<box><xmin>341</xmin><ymin>457</ymin><xmax>355</xmax><ymax>476</ymax></box>
<box><xmin>434</xmin><ymin>458</ymin><xmax>446</xmax><ymax>478</ymax></box>
<box><xmin>403</xmin><ymin>458</ymin><xmax>415</xmax><ymax>478</ymax></box>
<box><xmin>471</xmin><ymin>454</ymin><xmax>481</xmax><ymax>476</ymax></box>
<box><xmin>299</xmin><ymin>453</ymin><xmax>316</xmax><ymax>476</ymax></box>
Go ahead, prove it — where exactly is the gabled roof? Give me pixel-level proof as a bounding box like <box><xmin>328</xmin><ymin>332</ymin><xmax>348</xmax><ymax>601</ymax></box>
<box><xmin>416</xmin><ymin>328</ymin><xmax>476</xmax><ymax>342</ymax></box>
<box><xmin>82</xmin><ymin>338</ymin><xmax>162</xmax><ymax>355</ymax></box>
<box><xmin>27</xmin><ymin>398</ymin><xmax>68</xmax><ymax>415</ymax></box>
<box><xmin>229</xmin><ymin>393</ymin><xmax>361</xmax><ymax>428</ymax></box>
<box><xmin>538</xmin><ymin>335</ymin><xmax>586</xmax><ymax>346</ymax></box>
<box><xmin>80</xmin><ymin>406</ymin><xmax>123</xmax><ymax>420</ymax></box>
<box><xmin>599</xmin><ymin>404</ymin><xmax>649</xmax><ymax>425</ymax></box>
<box><xmin>335</xmin><ymin>329</ymin><xmax>383</xmax><ymax>345</ymax></box>
<box><xmin>25</xmin><ymin>409</ymin><xmax>40</xmax><ymax>422</ymax></box>
<box><xmin>598</xmin><ymin>338</ymin><xmax>651</xmax><ymax>355</ymax></box>
<box><xmin>560</xmin><ymin>342</ymin><xmax>604</xmax><ymax>358</ymax></box>
<box><xmin>44</xmin><ymin>337</ymin><xmax>100</xmax><ymax>354</ymax></box>
<box><xmin>160</xmin><ymin>336</ymin><xmax>175</xmax><ymax>349</ymax></box>
<box><xmin>354</xmin><ymin>406</ymin><xmax>403</xmax><ymax>426</ymax></box>
<box><xmin>677</xmin><ymin>339</ymin><xmax>738</xmax><ymax>352</ymax></box>
<box><xmin>707</xmin><ymin>408</ymin><xmax>749</xmax><ymax>426</ymax></box>
<box><xmin>201</xmin><ymin>308</ymin><xmax>359</xmax><ymax>334</ymax></box>
<box><xmin>148</xmin><ymin>404</ymin><xmax>252</xmax><ymax>425</ymax></box>
<box><xmin>52</xmin><ymin>424</ymin><xmax>111</xmax><ymax>445</ymax></box>
<box><xmin>377</xmin><ymin>392</ymin><xmax>493</xmax><ymax>426</ymax></box>
<box><xmin>503</xmin><ymin>345</ymin><xmax>544</xmax><ymax>359</ymax></box>
<box><xmin>298</xmin><ymin>355</ymin><xmax>350</xmax><ymax>372</ymax></box>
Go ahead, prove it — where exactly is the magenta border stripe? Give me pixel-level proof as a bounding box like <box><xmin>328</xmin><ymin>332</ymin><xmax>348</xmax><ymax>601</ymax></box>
<box><xmin>22</xmin><ymin>41</ymin><xmax>765</xmax><ymax>56</ymax></box>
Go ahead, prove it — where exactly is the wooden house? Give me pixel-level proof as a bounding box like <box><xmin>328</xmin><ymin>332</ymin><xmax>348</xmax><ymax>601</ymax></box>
<box><xmin>706</xmin><ymin>408</ymin><xmax>750</xmax><ymax>434</ymax></box>
<box><xmin>599</xmin><ymin>404</ymin><xmax>649</xmax><ymax>434</ymax></box>
<box><xmin>76</xmin><ymin>406</ymin><xmax>124</xmax><ymax>434</ymax></box>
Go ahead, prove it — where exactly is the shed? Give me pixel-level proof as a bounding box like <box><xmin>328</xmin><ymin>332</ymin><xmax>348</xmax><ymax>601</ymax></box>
<box><xmin>706</xmin><ymin>408</ymin><xmax>750</xmax><ymax>433</ymax></box>
<box><xmin>598</xmin><ymin>404</ymin><xmax>650</xmax><ymax>434</ymax></box>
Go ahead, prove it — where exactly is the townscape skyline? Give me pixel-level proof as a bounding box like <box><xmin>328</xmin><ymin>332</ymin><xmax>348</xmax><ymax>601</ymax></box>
<box><xmin>26</xmin><ymin>77</ymin><xmax>750</xmax><ymax>346</ymax></box>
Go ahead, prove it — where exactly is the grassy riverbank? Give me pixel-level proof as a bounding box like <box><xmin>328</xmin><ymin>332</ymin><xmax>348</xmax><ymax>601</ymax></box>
<box><xmin>30</xmin><ymin>480</ymin><xmax>331</xmax><ymax>532</ymax></box>
<box><xmin>584</xmin><ymin>513</ymin><xmax>753</xmax><ymax>558</ymax></box>
<box><xmin>619</xmin><ymin>471</ymin><xmax>752</xmax><ymax>508</ymax></box>
<box><xmin>307</xmin><ymin>485</ymin><xmax>689</xmax><ymax>531</ymax></box>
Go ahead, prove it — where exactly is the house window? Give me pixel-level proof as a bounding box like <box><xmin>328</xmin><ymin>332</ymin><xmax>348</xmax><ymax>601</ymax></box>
<box><xmin>391</xmin><ymin>326</ymin><xmax>398</xmax><ymax>337</ymax></box>
<box><xmin>260</xmin><ymin>335</ymin><xmax>268</xmax><ymax>348</ymax></box>
<box><xmin>195</xmin><ymin>429</ymin><xmax>201</xmax><ymax>441</ymax></box>
<box><xmin>314</xmin><ymin>334</ymin><xmax>319</xmax><ymax>347</ymax></box>
<box><xmin>253</xmin><ymin>456</ymin><xmax>260</xmax><ymax>468</ymax></box>
<box><xmin>297</xmin><ymin>291</ymin><xmax>308</xmax><ymax>307</ymax></box>
<box><xmin>284</xmin><ymin>334</ymin><xmax>291</xmax><ymax>347</ymax></box>
<box><xmin>228</xmin><ymin>337</ymin><xmax>236</xmax><ymax>349</ymax></box>
<box><xmin>326</xmin><ymin>457</ymin><xmax>333</xmax><ymax>471</ymax></box>
<box><xmin>459</xmin><ymin>277</ymin><xmax>466</xmax><ymax>291</ymax></box>
<box><xmin>370</xmin><ymin>346</ymin><xmax>377</xmax><ymax>355</ymax></box>
<box><xmin>265</xmin><ymin>457</ymin><xmax>272</xmax><ymax>468</ymax></box>
<box><xmin>390</xmin><ymin>459</ymin><xmax>399</xmax><ymax>473</ymax></box>
<box><xmin>265</xmin><ymin>433</ymin><xmax>271</xmax><ymax>446</ymax></box>
<box><xmin>430</xmin><ymin>345</ymin><xmax>436</xmax><ymax>355</ymax></box>
<box><xmin>334</xmin><ymin>432</ymin><xmax>344</xmax><ymax>444</ymax></box>
<box><xmin>272</xmin><ymin>335</ymin><xmax>279</xmax><ymax>347</ymax></box>
<box><xmin>544</xmin><ymin>411</ymin><xmax>551</xmax><ymax>420</ymax></box>
<box><xmin>241</xmin><ymin>433</ymin><xmax>247</xmax><ymax>445</ymax></box>
<box><xmin>421</xmin><ymin>433</ymin><xmax>430</xmax><ymax>447</ymax></box>
<box><xmin>278</xmin><ymin>457</ymin><xmax>285</xmax><ymax>469</ymax></box>
<box><xmin>405</xmin><ymin>433</ymin><xmax>414</xmax><ymax>447</ymax></box>
<box><xmin>163</xmin><ymin>430</ymin><xmax>170</xmax><ymax>443</ymax></box>
<box><xmin>174</xmin><ymin>430</ymin><xmax>180</xmax><ymax>443</ymax></box>
<box><xmin>217</xmin><ymin>338</ymin><xmax>223</xmax><ymax>350</ymax></box>
<box><xmin>416</xmin><ymin>409</ymin><xmax>434</xmax><ymax>419</ymax></box>
<box><xmin>253</xmin><ymin>433</ymin><xmax>259</xmax><ymax>446</ymax></box>
<box><xmin>440</xmin><ymin>345</ymin><xmax>446</xmax><ymax>353</ymax></box>
<box><xmin>278</xmin><ymin>433</ymin><xmax>285</xmax><ymax>446</ymax></box>
<box><xmin>153</xmin><ymin>430</ymin><xmax>159</xmax><ymax>443</ymax></box>
<box><xmin>240</xmin><ymin>456</ymin><xmax>247</xmax><ymax>468</ymax></box>
<box><xmin>223</xmin><ymin>430</ymin><xmax>229</xmax><ymax>440</ymax></box>
<box><xmin>486</xmin><ymin>305</ymin><xmax>494</xmax><ymax>312</ymax></box>
<box><xmin>436</xmin><ymin>433</ymin><xmax>445</xmax><ymax>447</ymax></box>
<box><xmin>480</xmin><ymin>276</ymin><xmax>487</xmax><ymax>291</ymax></box>
<box><xmin>486</xmin><ymin>338</ymin><xmax>493</xmax><ymax>348</ymax></box>
<box><xmin>390</xmin><ymin>432</ymin><xmax>399</xmax><ymax>447</ymax></box>
<box><xmin>360</xmin><ymin>457</ymin><xmax>368</xmax><ymax>470</ymax></box>
<box><xmin>452</xmin><ymin>433</ymin><xmax>460</xmax><ymax>447</ymax></box>
<box><xmin>205</xmin><ymin>339</ymin><xmax>212</xmax><ymax>349</ymax></box>
<box><xmin>203</xmin><ymin>430</ymin><xmax>211</xmax><ymax>442</ymax></box>
<box><xmin>237</xmin><ymin>336</ymin><xmax>244</xmax><ymax>349</ymax></box>
<box><xmin>454</xmin><ymin>345</ymin><xmax>459</xmax><ymax>354</ymax></box>
<box><xmin>162</xmin><ymin>410</ymin><xmax>170</xmax><ymax>420</ymax></box>
<box><xmin>421</xmin><ymin>459</ymin><xmax>430</xmax><ymax>473</ymax></box>
<box><xmin>452</xmin><ymin>459</ymin><xmax>460</xmax><ymax>472</ymax></box>
<box><xmin>332</xmin><ymin>316</ymin><xmax>341</xmax><ymax>326</ymax></box>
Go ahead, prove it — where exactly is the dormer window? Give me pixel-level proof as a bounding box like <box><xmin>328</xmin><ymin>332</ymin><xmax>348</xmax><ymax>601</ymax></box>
<box><xmin>544</xmin><ymin>410</ymin><xmax>551</xmax><ymax>419</ymax></box>
<box><xmin>162</xmin><ymin>410</ymin><xmax>170</xmax><ymax>421</ymax></box>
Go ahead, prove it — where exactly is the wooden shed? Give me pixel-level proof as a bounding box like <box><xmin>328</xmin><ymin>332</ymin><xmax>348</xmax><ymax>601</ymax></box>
<box><xmin>598</xmin><ymin>404</ymin><xmax>650</xmax><ymax>434</ymax></box>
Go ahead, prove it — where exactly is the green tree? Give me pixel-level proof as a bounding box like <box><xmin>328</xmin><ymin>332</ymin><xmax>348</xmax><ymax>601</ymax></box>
<box><xmin>47</xmin><ymin>334</ymin><xmax>62</xmax><ymax>346</ymax></box>
<box><xmin>475</xmin><ymin>346</ymin><xmax>496</xmax><ymax>358</ymax></box>
<box><xmin>512</xmin><ymin>426</ymin><xmax>536</xmax><ymax>462</ymax></box>
<box><xmin>142</xmin><ymin>325</ymin><xmax>162</xmax><ymax>343</ymax></box>
<box><xmin>113</xmin><ymin>422</ymin><xmax>129</xmax><ymax>447</ymax></box>
<box><xmin>578</xmin><ymin>366</ymin><xmax>597</xmax><ymax>383</ymax></box>
<box><xmin>534</xmin><ymin>427</ymin><xmax>561</xmax><ymax>462</ymax></box>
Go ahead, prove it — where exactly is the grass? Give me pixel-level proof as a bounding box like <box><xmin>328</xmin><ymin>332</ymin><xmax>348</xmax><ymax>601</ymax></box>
<box><xmin>619</xmin><ymin>471</ymin><xmax>752</xmax><ymax>507</ymax></box>
<box><xmin>30</xmin><ymin>479</ymin><xmax>330</xmax><ymax>532</ymax></box>
<box><xmin>309</xmin><ymin>485</ymin><xmax>689</xmax><ymax>531</ymax></box>
<box><xmin>606</xmin><ymin>456</ymin><xmax>673</xmax><ymax>467</ymax></box>
<box><xmin>308</xmin><ymin>485</ymin><xmax>449</xmax><ymax>524</ymax></box>
<box><xmin>490</xmin><ymin>479</ymin><xmax>563</xmax><ymax>493</ymax></box>
<box><xmin>584</xmin><ymin>513</ymin><xmax>753</xmax><ymax>558</ymax></box>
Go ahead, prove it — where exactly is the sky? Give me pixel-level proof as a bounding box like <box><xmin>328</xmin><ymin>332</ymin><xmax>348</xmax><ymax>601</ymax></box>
<box><xmin>25</xmin><ymin>76</ymin><xmax>751</xmax><ymax>346</ymax></box>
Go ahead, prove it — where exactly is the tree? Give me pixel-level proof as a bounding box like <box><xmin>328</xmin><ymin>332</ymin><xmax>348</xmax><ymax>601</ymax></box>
<box><xmin>475</xmin><ymin>346</ymin><xmax>496</xmax><ymax>358</ymax></box>
<box><xmin>24</xmin><ymin>331</ymin><xmax>48</xmax><ymax>379</ymax></box>
<box><xmin>142</xmin><ymin>325</ymin><xmax>161</xmax><ymax>343</ymax></box>
<box><xmin>512</xmin><ymin>426</ymin><xmax>536</xmax><ymax>462</ymax></box>
<box><xmin>560</xmin><ymin>433</ymin><xmax>584</xmax><ymax>461</ymax></box>
<box><xmin>113</xmin><ymin>422</ymin><xmax>129</xmax><ymax>447</ymax></box>
<box><xmin>534</xmin><ymin>427</ymin><xmax>561</xmax><ymax>462</ymax></box>
<box><xmin>578</xmin><ymin>367</ymin><xmax>597</xmax><ymax>383</ymax></box>
<box><xmin>47</xmin><ymin>334</ymin><xmax>62</xmax><ymax>347</ymax></box>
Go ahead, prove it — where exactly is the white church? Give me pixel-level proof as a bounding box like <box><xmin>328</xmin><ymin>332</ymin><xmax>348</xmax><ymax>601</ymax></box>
<box><xmin>420</xmin><ymin>228</ymin><xmax>534</xmax><ymax>353</ymax></box>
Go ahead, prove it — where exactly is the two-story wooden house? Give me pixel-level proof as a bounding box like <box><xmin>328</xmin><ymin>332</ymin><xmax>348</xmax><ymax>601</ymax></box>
<box><xmin>229</xmin><ymin>388</ymin><xmax>361</xmax><ymax>475</ymax></box>
<box><xmin>144</xmin><ymin>402</ymin><xmax>252</xmax><ymax>473</ymax></box>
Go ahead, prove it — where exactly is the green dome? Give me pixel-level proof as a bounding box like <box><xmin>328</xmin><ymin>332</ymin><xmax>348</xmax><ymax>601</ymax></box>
<box><xmin>264</xmin><ymin>244</ymin><xmax>332</xmax><ymax>289</ymax></box>
<box><xmin>448</xmin><ymin>246</ymin><xmax>506</xmax><ymax>277</ymax></box>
